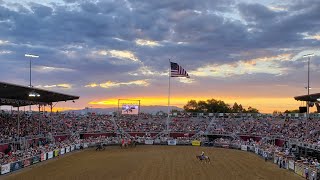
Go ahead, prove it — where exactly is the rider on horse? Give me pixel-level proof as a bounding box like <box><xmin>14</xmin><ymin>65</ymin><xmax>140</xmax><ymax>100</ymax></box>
<box><xmin>200</xmin><ymin>151</ymin><xmax>205</xmax><ymax>160</ymax></box>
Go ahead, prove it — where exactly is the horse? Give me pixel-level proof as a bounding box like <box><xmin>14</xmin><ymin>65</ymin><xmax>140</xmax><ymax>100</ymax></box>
<box><xmin>120</xmin><ymin>142</ymin><xmax>128</xmax><ymax>149</ymax></box>
<box><xmin>196</xmin><ymin>155</ymin><xmax>211</xmax><ymax>163</ymax></box>
<box><xmin>129</xmin><ymin>141</ymin><xmax>137</xmax><ymax>148</ymax></box>
<box><xmin>96</xmin><ymin>144</ymin><xmax>105</xmax><ymax>151</ymax></box>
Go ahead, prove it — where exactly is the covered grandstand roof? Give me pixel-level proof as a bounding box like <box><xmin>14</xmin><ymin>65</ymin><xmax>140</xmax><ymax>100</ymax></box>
<box><xmin>0</xmin><ymin>82</ymin><xmax>79</xmax><ymax>107</ymax></box>
<box><xmin>294</xmin><ymin>93</ymin><xmax>320</xmax><ymax>102</ymax></box>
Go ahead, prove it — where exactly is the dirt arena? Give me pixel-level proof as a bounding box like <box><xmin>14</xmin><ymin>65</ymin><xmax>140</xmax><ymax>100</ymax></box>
<box><xmin>3</xmin><ymin>146</ymin><xmax>303</xmax><ymax>180</ymax></box>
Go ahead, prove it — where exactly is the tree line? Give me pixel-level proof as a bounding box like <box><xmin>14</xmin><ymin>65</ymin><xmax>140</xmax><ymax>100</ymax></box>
<box><xmin>183</xmin><ymin>99</ymin><xmax>259</xmax><ymax>113</ymax></box>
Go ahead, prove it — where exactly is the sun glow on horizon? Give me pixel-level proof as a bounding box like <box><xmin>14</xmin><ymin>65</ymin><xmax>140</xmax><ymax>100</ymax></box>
<box><xmin>88</xmin><ymin>96</ymin><xmax>302</xmax><ymax>113</ymax></box>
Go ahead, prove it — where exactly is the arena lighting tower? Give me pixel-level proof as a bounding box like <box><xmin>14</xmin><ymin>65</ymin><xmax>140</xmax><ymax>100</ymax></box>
<box><xmin>25</xmin><ymin>53</ymin><xmax>39</xmax><ymax>111</ymax></box>
<box><xmin>303</xmin><ymin>53</ymin><xmax>314</xmax><ymax>119</ymax></box>
<box><xmin>25</xmin><ymin>53</ymin><xmax>39</xmax><ymax>88</ymax></box>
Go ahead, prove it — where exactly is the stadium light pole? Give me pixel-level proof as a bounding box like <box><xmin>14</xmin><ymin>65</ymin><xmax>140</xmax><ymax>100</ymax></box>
<box><xmin>303</xmin><ymin>53</ymin><xmax>314</xmax><ymax>119</ymax></box>
<box><xmin>25</xmin><ymin>54</ymin><xmax>39</xmax><ymax>88</ymax></box>
<box><xmin>25</xmin><ymin>53</ymin><xmax>39</xmax><ymax>111</ymax></box>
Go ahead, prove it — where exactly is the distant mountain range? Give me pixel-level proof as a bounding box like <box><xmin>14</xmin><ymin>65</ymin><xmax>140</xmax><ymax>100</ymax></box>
<box><xmin>65</xmin><ymin>106</ymin><xmax>183</xmax><ymax>114</ymax></box>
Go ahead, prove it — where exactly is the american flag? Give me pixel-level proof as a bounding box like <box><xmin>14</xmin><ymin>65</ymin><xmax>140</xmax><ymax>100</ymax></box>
<box><xmin>170</xmin><ymin>62</ymin><xmax>190</xmax><ymax>78</ymax></box>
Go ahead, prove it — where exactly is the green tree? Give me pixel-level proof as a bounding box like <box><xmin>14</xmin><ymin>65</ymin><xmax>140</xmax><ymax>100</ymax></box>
<box><xmin>183</xmin><ymin>100</ymin><xmax>198</xmax><ymax>112</ymax></box>
<box><xmin>284</xmin><ymin>109</ymin><xmax>299</xmax><ymax>113</ymax></box>
<box><xmin>246</xmin><ymin>106</ymin><xmax>259</xmax><ymax>113</ymax></box>
<box><xmin>197</xmin><ymin>100</ymin><xmax>208</xmax><ymax>112</ymax></box>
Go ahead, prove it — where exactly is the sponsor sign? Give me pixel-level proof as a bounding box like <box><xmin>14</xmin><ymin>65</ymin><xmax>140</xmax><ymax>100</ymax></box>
<box><xmin>274</xmin><ymin>156</ymin><xmax>278</xmax><ymax>164</ymax></box>
<box><xmin>54</xmin><ymin>149</ymin><xmax>59</xmax><ymax>157</ymax></box>
<box><xmin>294</xmin><ymin>164</ymin><xmax>305</xmax><ymax>177</ymax></box>
<box><xmin>41</xmin><ymin>153</ymin><xmax>47</xmax><ymax>161</ymax></box>
<box><xmin>32</xmin><ymin>155</ymin><xmax>40</xmax><ymax>164</ymax></box>
<box><xmin>255</xmin><ymin>148</ymin><xmax>259</xmax><ymax>154</ymax></box>
<box><xmin>167</xmin><ymin>139</ymin><xmax>177</xmax><ymax>146</ymax></box>
<box><xmin>222</xmin><ymin>145</ymin><xmax>229</xmax><ymax>148</ymax></box>
<box><xmin>145</xmin><ymin>140</ymin><xmax>154</xmax><ymax>145</ymax></box>
<box><xmin>71</xmin><ymin>145</ymin><xmax>75</xmax><ymax>151</ymax></box>
<box><xmin>66</xmin><ymin>146</ymin><xmax>70</xmax><ymax>153</ymax></box>
<box><xmin>23</xmin><ymin>158</ymin><xmax>32</xmax><ymax>167</ymax></box>
<box><xmin>10</xmin><ymin>161</ymin><xmax>22</xmax><ymax>172</ymax></box>
<box><xmin>48</xmin><ymin>151</ymin><xmax>53</xmax><ymax>159</ymax></box>
<box><xmin>154</xmin><ymin>139</ymin><xmax>161</xmax><ymax>144</ymax></box>
<box><xmin>288</xmin><ymin>160</ymin><xmax>294</xmax><ymax>170</ymax></box>
<box><xmin>83</xmin><ymin>143</ymin><xmax>88</xmax><ymax>148</ymax></box>
<box><xmin>247</xmin><ymin>146</ymin><xmax>254</xmax><ymax>152</ymax></box>
<box><xmin>76</xmin><ymin>144</ymin><xmax>81</xmax><ymax>150</ymax></box>
<box><xmin>1</xmin><ymin>163</ymin><xmax>10</xmax><ymax>175</ymax></box>
<box><xmin>209</xmin><ymin>113</ymin><xmax>213</xmax><ymax>116</ymax></box>
<box><xmin>60</xmin><ymin>148</ymin><xmax>65</xmax><ymax>155</ymax></box>
<box><xmin>241</xmin><ymin>145</ymin><xmax>247</xmax><ymax>151</ymax></box>
<box><xmin>192</xmin><ymin>140</ymin><xmax>201</xmax><ymax>146</ymax></box>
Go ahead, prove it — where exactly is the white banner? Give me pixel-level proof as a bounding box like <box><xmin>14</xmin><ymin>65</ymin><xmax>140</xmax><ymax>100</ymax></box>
<box><xmin>154</xmin><ymin>139</ymin><xmax>161</xmax><ymax>144</ymax></box>
<box><xmin>255</xmin><ymin>148</ymin><xmax>259</xmax><ymax>154</ymax></box>
<box><xmin>76</xmin><ymin>144</ymin><xmax>81</xmax><ymax>150</ymax></box>
<box><xmin>209</xmin><ymin>113</ymin><xmax>213</xmax><ymax>116</ymax></box>
<box><xmin>41</xmin><ymin>153</ymin><xmax>47</xmax><ymax>161</ymax></box>
<box><xmin>66</xmin><ymin>146</ymin><xmax>70</xmax><ymax>153</ymax></box>
<box><xmin>288</xmin><ymin>160</ymin><xmax>295</xmax><ymax>170</ymax></box>
<box><xmin>48</xmin><ymin>151</ymin><xmax>53</xmax><ymax>159</ymax></box>
<box><xmin>71</xmin><ymin>145</ymin><xmax>75</xmax><ymax>151</ymax></box>
<box><xmin>1</xmin><ymin>163</ymin><xmax>10</xmax><ymax>175</ymax></box>
<box><xmin>241</xmin><ymin>145</ymin><xmax>247</xmax><ymax>151</ymax></box>
<box><xmin>83</xmin><ymin>143</ymin><xmax>88</xmax><ymax>148</ymax></box>
<box><xmin>167</xmin><ymin>139</ymin><xmax>177</xmax><ymax>146</ymax></box>
<box><xmin>145</xmin><ymin>140</ymin><xmax>154</xmax><ymax>145</ymax></box>
<box><xmin>60</xmin><ymin>148</ymin><xmax>65</xmax><ymax>155</ymax></box>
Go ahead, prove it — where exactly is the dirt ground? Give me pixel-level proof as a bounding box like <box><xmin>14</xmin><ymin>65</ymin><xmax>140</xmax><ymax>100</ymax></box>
<box><xmin>2</xmin><ymin>146</ymin><xmax>303</xmax><ymax>180</ymax></box>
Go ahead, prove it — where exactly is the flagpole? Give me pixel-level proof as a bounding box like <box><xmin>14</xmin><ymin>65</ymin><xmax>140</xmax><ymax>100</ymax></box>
<box><xmin>167</xmin><ymin>59</ymin><xmax>171</xmax><ymax>137</ymax></box>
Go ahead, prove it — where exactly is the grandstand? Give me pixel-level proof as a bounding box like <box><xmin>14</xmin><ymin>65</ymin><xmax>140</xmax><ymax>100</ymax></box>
<box><xmin>1</xmin><ymin>82</ymin><xmax>320</xmax><ymax>179</ymax></box>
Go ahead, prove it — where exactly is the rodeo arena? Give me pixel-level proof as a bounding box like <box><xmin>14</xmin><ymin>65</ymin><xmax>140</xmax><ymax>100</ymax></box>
<box><xmin>1</xmin><ymin>81</ymin><xmax>320</xmax><ymax>180</ymax></box>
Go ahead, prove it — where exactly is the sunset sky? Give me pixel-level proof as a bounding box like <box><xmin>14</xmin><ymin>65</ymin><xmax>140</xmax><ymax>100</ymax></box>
<box><xmin>0</xmin><ymin>0</ymin><xmax>320</xmax><ymax>113</ymax></box>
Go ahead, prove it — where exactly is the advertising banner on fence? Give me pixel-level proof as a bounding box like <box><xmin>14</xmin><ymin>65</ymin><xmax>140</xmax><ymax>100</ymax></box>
<box><xmin>154</xmin><ymin>139</ymin><xmax>161</xmax><ymax>144</ymax></box>
<box><xmin>71</xmin><ymin>145</ymin><xmax>75</xmax><ymax>151</ymax></box>
<box><xmin>10</xmin><ymin>161</ymin><xmax>22</xmax><ymax>172</ymax></box>
<box><xmin>76</xmin><ymin>144</ymin><xmax>80</xmax><ymax>150</ymax></box>
<box><xmin>23</xmin><ymin>158</ymin><xmax>31</xmax><ymax>167</ymax></box>
<box><xmin>192</xmin><ymin>140</ymin><xmax>201</xmax><ymax>146</ymax></box>
<box><xmin>255</xmin><ymin>148</ymin><xmax>259</xmax><ymax>154</ymax></box>
<box><xmin>167</xmin><ymin>139</ymin><xmax>177</xmax><ymax>146</ymax></box>
<box><xmin>247</xmin><ymin>146</ymin><xmax>254</xmax><ymax>152</ymax></box>
<box><xmin>41</xmin><ymin>153</ymin><xmax>47</xmax><ymax>161</ymax></box>
<box><xmin>145</xmin><ymin>140</ymin><xmax>154</xmax><ymax>145</ymax></box>
<box><xmin>54</xmin><ymin>150</ymin><xmax>59</xmax><ymax>157</ymax></box>
<box><xmin>294</xmin><ymin>164</ymin><xmax>305</xmax><ymax>177</ymax></box>
<box><xmin>241</xmin><ymin>145</ymin><xmax>247</xmax><ymax>151</ymax></box>
<box><xmin>1</xmin><ymin>163</ymin><xmax>10</xmax><ymax>175</ymax></box>
<box><xmin>32</xmin><ymin>155</ymin><xmax>40</xmax><ymax>164</ymax></box>
<box><xmin>60</xmin><ymin>148</ymin><xmax>65</xmax><ymax>155</ymax></box>
<box><xmin>288</xmin><ymin>160</ymin><xmax>294</xmax><ymax>170</ymax></box>
<box><xmin>274</xmin><ymin>156</ymin><xmax>278</xmax><ymax>164</ymax></box>
<box><xmin>83</xmin><ymin>143</ymin><xmax>88</xmax><ymax>148</ymax></box>
<box><xmin>48</xmin><ymin>151</ymin><xmax>53</xmax><ymax>159</ymax></box>
<box><xmin>66</xmin><ymin>146</ymin><xmax>70</xmax><ymax>153</ymax></box>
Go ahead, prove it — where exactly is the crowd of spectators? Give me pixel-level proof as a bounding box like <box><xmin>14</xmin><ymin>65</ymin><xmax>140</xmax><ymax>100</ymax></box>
<box><xmin>1</xmin><ymin>111</ymin><xmax>320</xmax><ymax>158</ymax></box>
<box><xmin>2</xmin><ymin>111</ymin><xmax>320</xmax><ymax>144</ymax></box>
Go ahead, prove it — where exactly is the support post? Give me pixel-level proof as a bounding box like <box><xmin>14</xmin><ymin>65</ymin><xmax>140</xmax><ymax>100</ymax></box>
<box><xmin>167</xmin><ymin>60</ymin><xmax>171</xmax><ymax>137</ymax></box>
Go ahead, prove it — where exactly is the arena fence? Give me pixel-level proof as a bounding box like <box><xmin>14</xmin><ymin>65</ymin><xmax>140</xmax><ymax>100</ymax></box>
<box><xmin>210</xmin><ymin>142</ymin><xmax>320</xmax><ymax>180</ymax></box>
<box><xmin>1</xmin><ymin>139</ymin><xmax>320</xmax><ymax>179</ymax></box>
<box><xmin>0</xmin><ymin>141</ymin><xmax>99</xmax><ymax>175</ymax></box>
